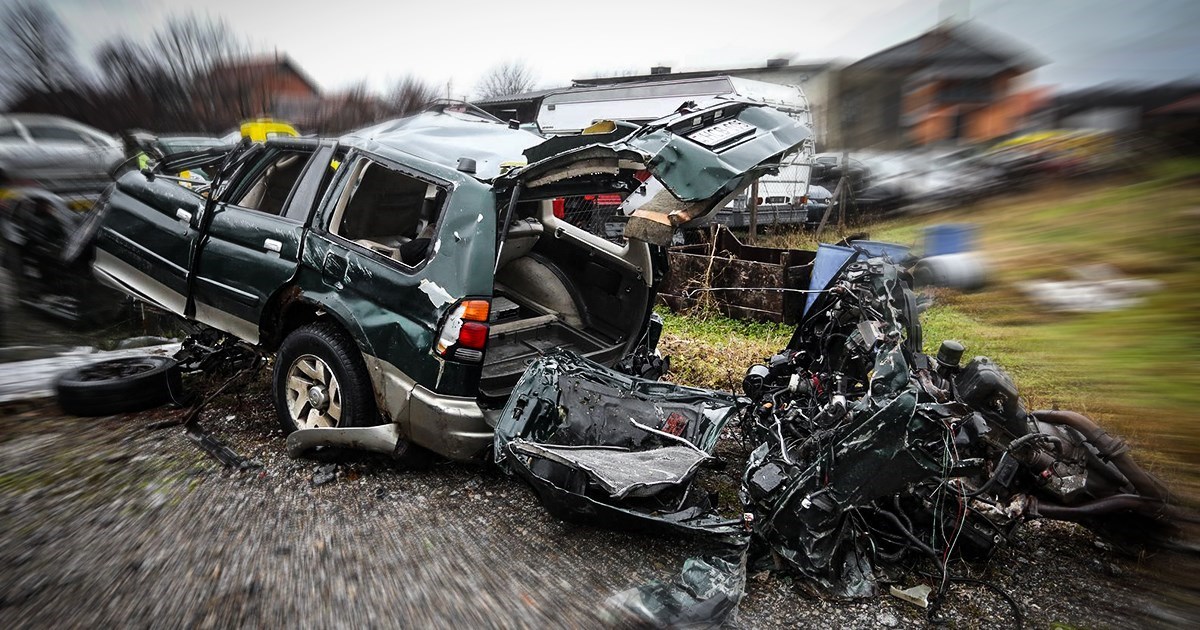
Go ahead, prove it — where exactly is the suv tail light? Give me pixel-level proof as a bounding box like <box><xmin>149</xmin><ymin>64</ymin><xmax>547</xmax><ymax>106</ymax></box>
<box><xmin>436</xmin><ymin>299</ymin><xmax>490</xmax><ymax>362</ymax></box>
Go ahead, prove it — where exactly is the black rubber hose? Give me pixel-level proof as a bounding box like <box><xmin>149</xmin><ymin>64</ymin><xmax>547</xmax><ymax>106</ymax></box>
<box><xmin>1032</xmin><ymin>410</ymin><xmax>1169</xmax><ymax>501</ymax></box>
<box><xmin>1031</xmin><ymin>494</ymin><xmax>1176</xmax><ymax>521</ymax></box>
<box><xmin>868</xmin><ymin>507</ymin><xmax>942</xmax><ymax>562</ymax></box>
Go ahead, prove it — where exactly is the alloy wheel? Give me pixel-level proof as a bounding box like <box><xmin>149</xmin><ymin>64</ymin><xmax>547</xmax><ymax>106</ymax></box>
<box><xmin>284</xmin><ymin>354</ymin><xmax>342</xmax><ymax>429</ymax></box>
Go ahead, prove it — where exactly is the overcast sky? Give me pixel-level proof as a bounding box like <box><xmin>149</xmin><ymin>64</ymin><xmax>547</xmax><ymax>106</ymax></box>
<box><xmin>33</xmin><ymin>0</ymin><xmax>1200</xmax><ymax>98</ymax></box>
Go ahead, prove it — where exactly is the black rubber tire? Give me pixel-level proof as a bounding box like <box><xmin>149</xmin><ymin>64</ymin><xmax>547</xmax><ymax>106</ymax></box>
<box><xmin>55</xmin><ymin>356</ymin><xmax>182</xmax><ymax>416</ymax></box>
<box><xmin>272</xmin><ymin>321</ymin><xmax>377</xmax><ymax>435</ymax></box>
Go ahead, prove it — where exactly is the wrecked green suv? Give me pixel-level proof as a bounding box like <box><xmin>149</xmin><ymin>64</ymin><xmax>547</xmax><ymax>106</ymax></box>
<box><xmin>81</xmin><ymin>101</ymin><xmax>808</xmax><ymax>461</ymax></box>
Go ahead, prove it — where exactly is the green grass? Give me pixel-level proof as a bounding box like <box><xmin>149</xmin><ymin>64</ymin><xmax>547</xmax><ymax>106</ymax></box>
<box><xmin>661</xmin><ymin>160</ymin><xmax>1200</xmax><ymax>488</ymax></box>
<box><xmin>655</xmin><ymin>310</ymin><xmax>792</xmax><ymax>392</ymax></box>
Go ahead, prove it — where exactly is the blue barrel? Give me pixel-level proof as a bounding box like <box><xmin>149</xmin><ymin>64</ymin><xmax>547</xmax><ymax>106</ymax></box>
<box><xmin>924</xmin><ymin>224</ymin><xmax>977</xmax><ymax>257</ymax></box>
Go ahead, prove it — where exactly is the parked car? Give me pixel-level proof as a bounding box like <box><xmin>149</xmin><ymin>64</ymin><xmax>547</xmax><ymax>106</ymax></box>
<box><xmin>0</xmin><ymin>187</ymin><xmax>126</xmax><ymax>324</ymax></box>
<box><xmin>74</xmin><ymin>100</ymin><xmax>809</xmax><ymax>462</ymax></box>
<box><xmin>0</xmin><ymin>115</ymin><xmax>127</xmax><ymax>325</ymax></box>
<box><xmin>0</xmin><ymin>114</ymin><xmax>124</xmax><ymax>198</ymax></box>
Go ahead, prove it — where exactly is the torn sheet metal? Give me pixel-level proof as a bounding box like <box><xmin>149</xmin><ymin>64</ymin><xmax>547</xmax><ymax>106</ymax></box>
<box><xmin>738</xmin><ymin>254</ymin><xmax>1176</xmax><ymax>601</ymax></box>
<box><xmin>495</xmin><ymin>350</ymin><xmax>752</xmax><ymax>626</ymax></box>
<box><xmin>495</xmin><ymin>99</ymin><xmax>810</xmax><ymax>245</ymax></box>
<box><xmin>607</xmin><ymin>552</ymin><xmax>748</xmax><ymax>628</ymax></box>
<box><xmin>494</xmin><ymin>349</ymin><xmax>744</xmax><ymax>535</ymax></box>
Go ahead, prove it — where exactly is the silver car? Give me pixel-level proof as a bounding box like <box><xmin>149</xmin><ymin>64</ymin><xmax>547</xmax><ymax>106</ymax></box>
<box><xmin>0</xmin><ymin>114</ymin><xmax>124</xmax><ymax>195</ymax></box>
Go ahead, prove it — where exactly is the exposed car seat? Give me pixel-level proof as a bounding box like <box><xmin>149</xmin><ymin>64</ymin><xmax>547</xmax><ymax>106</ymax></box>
<box><xmin>237</xmin><ymin>154</ymin><xmax>305</xmax><ymax>215</ymax></box>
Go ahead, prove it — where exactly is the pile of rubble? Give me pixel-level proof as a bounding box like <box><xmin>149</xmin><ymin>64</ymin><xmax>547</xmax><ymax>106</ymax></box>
<box><xmin>493</xmin><ymin>252</ymin><xmax>1178</xmax><ymax>626</ymax></box>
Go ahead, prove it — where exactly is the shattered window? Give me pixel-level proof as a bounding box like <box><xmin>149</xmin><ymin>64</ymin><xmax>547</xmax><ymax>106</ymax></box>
<box><xmin>328</xmin><ymin>159</ymin><xmax>445</xmax><ymax>267</ymax></box>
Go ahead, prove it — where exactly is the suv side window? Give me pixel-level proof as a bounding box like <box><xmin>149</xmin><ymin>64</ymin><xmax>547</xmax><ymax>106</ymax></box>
<box><xmin>229</xmin><ymin>150</ymin><xmax>310</xmax><ymax>216</ymax></box>
<box><xmin>326</xmin><ymin>158</ymin><xmax>446</xmax><ymax>268</ymax></box>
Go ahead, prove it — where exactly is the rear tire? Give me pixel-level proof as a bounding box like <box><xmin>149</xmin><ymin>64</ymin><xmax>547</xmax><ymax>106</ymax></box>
<box><xmin>273</xmin><ymin>321</ymin><xmax>377</xmax><ymax>434</ymax></box>
<box><xmin>272</xmin><ymin>321</ymin><xmax>437</xmax><ymax>466</ymax></box>
<box><xmin>56</xmin><ymin>356</ymin><xmax>182</xmax><ymax>416</ymax></box>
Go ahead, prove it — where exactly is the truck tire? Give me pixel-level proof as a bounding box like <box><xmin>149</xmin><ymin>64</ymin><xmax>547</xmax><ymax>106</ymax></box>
<box><xmin>55</xmin><ymin>356</ymin><xmax>183</xmax><ymax>416</ymax></box>
<box><xmin>273</xmin><ymin>321</ymin><xmax>378</xmax><ymax>434</ymax></box>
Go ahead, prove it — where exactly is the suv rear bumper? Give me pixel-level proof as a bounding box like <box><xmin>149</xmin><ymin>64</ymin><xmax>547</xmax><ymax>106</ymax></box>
<box><xmin>408</xmin><ymin>383</ymin><xmax>493</xmax><ymax>461</ymax></box>
<box><xmin>285</xmin><ymin>386</ymin><xmax>493</xmax><ymax>462</ymax></box>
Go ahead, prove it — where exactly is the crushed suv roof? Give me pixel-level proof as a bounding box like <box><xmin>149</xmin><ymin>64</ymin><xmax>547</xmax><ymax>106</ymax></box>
<box><xmin>347</xmin><ymin>110</ymin><xmax>544</xmax><ymax>181</ymax></box>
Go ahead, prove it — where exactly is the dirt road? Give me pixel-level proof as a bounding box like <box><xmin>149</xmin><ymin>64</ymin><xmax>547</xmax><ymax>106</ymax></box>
<box><xmin>0</xmin><ymin>375</ymin><xmax>1191</xmax><ymax>628</ymax></box>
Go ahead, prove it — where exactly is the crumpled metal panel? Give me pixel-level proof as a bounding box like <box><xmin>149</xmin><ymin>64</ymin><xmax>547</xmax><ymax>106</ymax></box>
<box><xmin>507</xmin><ymin>441</ymin><xmax>708</xmax><ymax>499</ymax></box>
<box><xmin>494</xmin><ymin>350</ymin><xmax>740</xmax><ymax>469</ymax></box>
<box><xmin>493</xmin><ymin>100</ymin><xmax>810</xmax><ymax>245</ymax></box>
<box><xmin>348</xmin><ymin>111</ymin><xmax>544</xmax><ymax>181</ymax></box>
<box><xmin>494</xmin><ymin>350</ymin><xmax>752</xmax><ymax>625</ymax></box>
<box><xmin>626</xmin><ymin>103</ymin><xmax>810</xmax><ymax>204</ymax></box>
<box><xmin>606</xmin><ymin>552</ymin><xmax>747</xmax><ymax>628</ymax></box>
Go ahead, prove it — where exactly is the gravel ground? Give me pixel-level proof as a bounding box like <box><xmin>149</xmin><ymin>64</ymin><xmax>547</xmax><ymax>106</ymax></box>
<box><xmin>2</xmin><ymin>373</ymin><xmax>1197</xmax><ymax>628</ymax></box>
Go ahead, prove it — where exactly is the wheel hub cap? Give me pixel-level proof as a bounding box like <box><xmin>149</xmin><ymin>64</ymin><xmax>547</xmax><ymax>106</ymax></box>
<box><xmin>285</xmin><ymin>354</ymin><xmax>342</xmax><ymax>430</ymax></box>
<box><xmin>307</xmin><ymin>385</ymin><xmax>329</xmax><ymax>410</ymax></box>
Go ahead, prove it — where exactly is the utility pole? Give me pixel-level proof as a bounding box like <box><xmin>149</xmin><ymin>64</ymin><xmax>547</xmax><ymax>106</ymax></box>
<box><xmin>837</xmin><ymin>151</ymin><xmax>849</xmax><ymax>230</ymax></box>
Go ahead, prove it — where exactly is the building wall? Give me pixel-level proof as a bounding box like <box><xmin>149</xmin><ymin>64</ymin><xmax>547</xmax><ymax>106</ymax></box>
<box><xmin>833</xmin><ymin>69</ymin><xmax>908</xmax><ymax>150</ymax></box>
<box><xmin>897</xmin><ymin>71</ymin><xmax>1032</xmax><ymax>146</ymax></box>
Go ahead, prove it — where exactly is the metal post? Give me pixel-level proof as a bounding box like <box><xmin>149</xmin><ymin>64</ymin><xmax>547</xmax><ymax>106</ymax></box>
<box><xmin>837</xmin><ymin>151</ymin><xmax>849</xmax><ymax>230</ymax></box>
<box><xmin>748</xmin><ymin>179</ymin><xmax>759</xmax><ymax>244</ymax></box>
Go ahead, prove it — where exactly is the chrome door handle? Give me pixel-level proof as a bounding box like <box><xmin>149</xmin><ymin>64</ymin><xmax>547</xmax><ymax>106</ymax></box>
<box><xmin>175</xmin><ymin>208</ymin><xmax>193</xmax><ymax>222</ymax></box>
<box><xmin>263</xmin><ymin>238</ymin><xmax>283</xmax><ymax>253</ymax></box>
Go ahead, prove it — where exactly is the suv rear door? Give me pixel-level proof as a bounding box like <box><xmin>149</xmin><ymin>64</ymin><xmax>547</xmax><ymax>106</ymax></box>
<box><xmin>189</xmin><ymin>139</ymin><xmax>337</xmax><ymax>342</ymax></box>
<box><xmin>498</xmin><ymin>100</ymin><xmax>810</xmax><ymax>244</ymax></box>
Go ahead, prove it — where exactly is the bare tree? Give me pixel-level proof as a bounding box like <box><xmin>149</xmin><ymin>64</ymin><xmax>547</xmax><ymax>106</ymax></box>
<box><xmin>474</xmin><ymin>61</ymin><xmax>536</xmax><ymax>100</ymax></box>
<box><xmin>387</xmin><ymin>75</ymin><xmax>439</xmax><ymax>117</ymax></box>
<box><xmin>94</xmin><ymin>38</ymin><xmax>164</xmax><ymax>130</ymax></box>
<box><xmin>151</xmin><ymin>15</ymin><xmax>247</xmax><ymax>130</ymax></box>
<box><xmin>91</xmin><ymin>15</ymin><xmax>249</xmax><ymax>132</ymax></box>
<box><xmin>0</xmin><ymin>1</ymin><xmax>81</xmax><ymax>103</ymax></box>
<box><xmin>311</xmin><ymin>82</ymin><xmax>389</xmax><ymax>134</ymax></box>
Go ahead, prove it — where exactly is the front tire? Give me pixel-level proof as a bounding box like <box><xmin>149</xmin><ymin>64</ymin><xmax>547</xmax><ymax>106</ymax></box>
<box><xmin>273</xmin><ymin>321</ymin><xmax>377</xmax><ymax>434</ymax></box>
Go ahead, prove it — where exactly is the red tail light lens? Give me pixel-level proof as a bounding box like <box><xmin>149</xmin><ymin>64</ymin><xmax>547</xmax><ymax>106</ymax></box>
<box><xmin>458</xmin><ymin>322</ymin><xmax>488</xmax><ymax>350</ymax></box>
<box><xmin>435</xmin><ymin>299</ymin><xmax>490</xmax><ymax>362</ymax></box>
<box><xmin>552</xmin><ymin>198</ymin><xmax>565</xmax><ymax>219</ymax></box>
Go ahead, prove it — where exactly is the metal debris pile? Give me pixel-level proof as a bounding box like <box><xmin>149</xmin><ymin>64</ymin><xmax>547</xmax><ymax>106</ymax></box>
<box><xmin>495</xmin><ymin>253</ymin><xmax>1177</xmax><ymax>627</ymax></box>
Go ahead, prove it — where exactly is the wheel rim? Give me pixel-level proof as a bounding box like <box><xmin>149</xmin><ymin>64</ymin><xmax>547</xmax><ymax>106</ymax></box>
<box><xmin>284</xmin><ymin>354</ymin><xmax>342</xmax><ymax>429</ymax></box>
<box><xmin>78</xmin><ymin>358</ymin><xmax>160</xmax><ymax>382</ymax></box>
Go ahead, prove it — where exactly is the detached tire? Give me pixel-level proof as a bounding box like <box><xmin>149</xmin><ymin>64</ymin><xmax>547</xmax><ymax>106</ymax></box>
<box><xmin>56</xmin><ymin>356</ymin><xmax>182</xmax><ymax>416</ymax></box>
